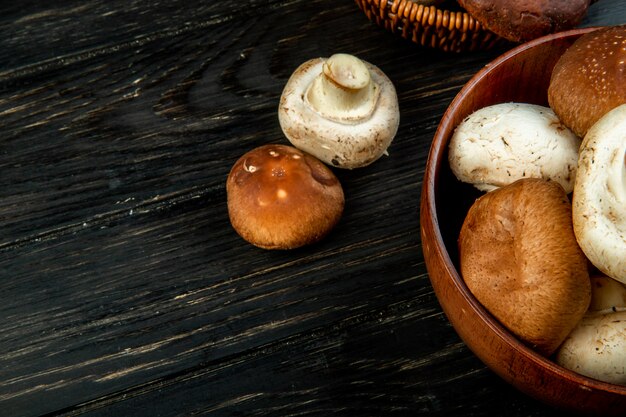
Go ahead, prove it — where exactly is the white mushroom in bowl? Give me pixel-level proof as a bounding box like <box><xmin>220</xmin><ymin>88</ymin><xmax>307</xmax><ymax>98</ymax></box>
<box><xmin>278</xmin><ymin>53</ymin><xmax>399</xmax><ymax>169</ymax></box>
<box><xmin>556</xmin><ymin>274</ymin><xmax>626</xmax><ymax>386</ymax></box>
<box><xmin>448</xmin><ymin>102</ymin><xmax>580</xmax><ymax>193</ymax></box>
<box><xmin>572</xmin><ymin>104</ymin><xmax>626</xmax><ymax>284</ymax></box>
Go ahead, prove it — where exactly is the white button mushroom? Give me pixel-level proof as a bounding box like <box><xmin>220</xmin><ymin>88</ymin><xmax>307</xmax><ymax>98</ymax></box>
<box><xmin>572</xmin><ymin>104</ymin><xmax>626</xmax><ymax>284</ymax></box>
<box><xmin>556</xmin><ymin>275</ymin><xmax>626</xmax><ymax>386</ymax></box>
<box><xmin>278</xmin><ymin>53</ymin><xmax>399</xmax><ymax>169</ymax></box>
<box><xmin>556</xmin><ymin>311</ymin><xmax>626</xmax><ymax>385</ymax></box>
<box><xmin>448</xmin><ymin>102</ymin><xmax>581</xmax><ymax>193</ymax></box>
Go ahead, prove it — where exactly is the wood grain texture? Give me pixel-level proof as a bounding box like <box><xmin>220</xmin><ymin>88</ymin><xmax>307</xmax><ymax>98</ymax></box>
<box><xmin>0</xmin><ymin>0</ymin><xmax>624</xmax><ymax>416</ymax></box>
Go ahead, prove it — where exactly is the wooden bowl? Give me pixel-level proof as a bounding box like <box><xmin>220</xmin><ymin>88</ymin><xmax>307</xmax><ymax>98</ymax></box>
<box><xmin>420</xmin><ymin>27</ymin><xmax>626</xmax><ymax>415</ymax></box>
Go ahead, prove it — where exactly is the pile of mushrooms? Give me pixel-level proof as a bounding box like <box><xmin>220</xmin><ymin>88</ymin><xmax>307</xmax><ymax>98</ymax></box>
<box><xmin>226</xmin><ymin>53</ymin><xmax>399</xmax><ymax>249</ymax></box>
<box><xmin>449</xmin><ymin>26</ymin><xmax>626</xmax><ymax>384</ymax></box>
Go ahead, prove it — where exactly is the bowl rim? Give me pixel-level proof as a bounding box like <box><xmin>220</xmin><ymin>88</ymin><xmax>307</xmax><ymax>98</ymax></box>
<box><xmin>422</xmin><ymin>26</ymin><xmax>626</xmax><ymax>395</ymax></box>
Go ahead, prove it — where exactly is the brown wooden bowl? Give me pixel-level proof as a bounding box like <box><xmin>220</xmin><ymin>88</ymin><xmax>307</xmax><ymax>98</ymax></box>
<box><xmin>420</xmin><ymin>27</ymin><xmax>626</xmax><ymax>415</ymax></box>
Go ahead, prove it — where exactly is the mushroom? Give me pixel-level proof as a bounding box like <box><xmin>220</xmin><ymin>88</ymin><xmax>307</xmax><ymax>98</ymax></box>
<box><xmin>458</xmin><ymin>178</ymin><xmax>591</xmax><ymax>356</ymax></box>
<box><xmin>556</xmin><ymin>274</ymin><xmax>626</xmax><ymax>386</ymax></box>
<box><xmin>572</xmin><ymin>104</ymin><xmax>626</xmax><ymax>283</ymax></box>
<box><xmin>226</xmin><ymin>144</ymin><xmax>344</xmax><ymax>249</ymax></box>
<box><xmin>572</xmin><ymin>104</ymin><xmax>626</xmax><ymax>284</ymax></box>
<box><xmin>548</xmin><ymin>25</ymin><xmax>626</xmax><ymax>138</ymax></box>
<box><xmin>457</xmin><ymin>0</ymin><xmax>592</xmax><ymax>43</ymax></box>
<box><xmin>448</xmin><ymin>102</ymin><xmax>580</xmax><ymax>193</ymax></box>
<box><xmin>588</xmin><ymin>274</ymin><xmax>626</xmax><ymax>313</ymax></box>
<box><xmin>278</xmin><ymin>53</ymin><xmax>399</xmax><ymax>169</ymax></box>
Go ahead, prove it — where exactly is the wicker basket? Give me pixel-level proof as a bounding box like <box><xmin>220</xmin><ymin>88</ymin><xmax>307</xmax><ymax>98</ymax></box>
<box><xmin>355</xmin><ymin>0</ymin><xmax>511</xmax><ymax>52</ymax></box>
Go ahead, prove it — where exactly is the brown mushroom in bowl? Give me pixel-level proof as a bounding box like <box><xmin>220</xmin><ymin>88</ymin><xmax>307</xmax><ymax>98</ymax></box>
<box><xmin>458</xmin><ymin>178</ymin><xmax>591</xmax><ymax>356</ymax></box>
<box><xmin>548</xmin><ymin>25</ymin><xmax>626</xmax><ymax>138</ymax></box>
<box><xmin>278</xmin><ymin>53</ymin><xmax>399</xmax><ymax>169</ymax></box>
<box><xmin>226</xmin><ymin>144</ymin><xmax>344</xmax><ymax>250</ymax></box>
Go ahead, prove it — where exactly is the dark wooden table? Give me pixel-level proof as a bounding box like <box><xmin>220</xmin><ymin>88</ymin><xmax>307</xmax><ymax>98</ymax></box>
<box><xmin>1</xmin><ymin>1</ymin><xmax>624</xmax><ymax>416</ymax></box>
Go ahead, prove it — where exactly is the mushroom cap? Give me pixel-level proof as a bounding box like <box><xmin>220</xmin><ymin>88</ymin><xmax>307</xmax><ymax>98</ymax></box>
<box><xmin>226</xmin><ymin>144</ymin><xmax>344</xmax><ymax>250</ymax></box>
<box><xmin>448</xmin><ymin>102</ymin><xmax>580</xmax><ymax>193</ymax></box>
<box><xmin>548</xmin><ymin>25</ymin><xmax>626</xmax><ymax>138</ymax></box>
<box><xmin>458</xmin><ymin>0</ymin><xmax>591</xmax><ymax>43</ymax></box>
<box><xmin>459</xmin><ymin>178</ymin><xmax>591</xmax><ymax>356</ymax></box>
<box><xmin>278</xmin><ymin>56</ymin><xmax>399</xmax><ymax>169</ymax></box>
<box><xmin>556</xmin><ymin>274</ymin><xmax>626</xmax><ymax>385</ymax></box>
<box><xmin>556</xmin><ymin>310</ymin><xmax>626</xmax><ymax>386</ymax></box>
<box><xmin>572</xmin><ymin>104</ymin><xmax>626</xmax><ymax>284</ymax></box>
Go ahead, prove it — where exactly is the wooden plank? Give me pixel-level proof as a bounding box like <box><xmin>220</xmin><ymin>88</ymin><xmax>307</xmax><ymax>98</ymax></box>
<box><xmin>0</xmin><ymin>188</ymin><xmax>436</xmax><ymax>414</ymax></box>
<box><xmin>0</xmin><ymin>0</ymin><xmax>496</xmax><ymax>246</ymax></box>
<box><xmin>0</xmin><ymin>0</ymin><xmax>290</xmax><ymax>74</ymax></box>
<box><xmin>47</xmin><ymin>302</ymin><xmax>549</xmax><ymax>417</ymax></box>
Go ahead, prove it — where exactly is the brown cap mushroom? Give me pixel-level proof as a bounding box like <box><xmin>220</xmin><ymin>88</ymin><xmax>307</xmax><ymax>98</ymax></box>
<box><xmin>458</xmin><ymin>178</ymin><xmax>591</xmax><ymax>356</ymax></box>
<box><xmin>226</xmin><ymin>144</ymin><xmax>344</xmax><ymax>250</ymax></box>
<box><xmin>458</xmin><ymin>0</ymin><xmax>592</xmax><ymax>43</ymax></box>
<box><xmin>278</xmin><ymin>53</ymin><xmax>399</xmax><ymax>169</ymax></box>
<box><xmin>548</xmin><ymin>25</ymin><xmax>626</xmax><ymax>138</ymax></box>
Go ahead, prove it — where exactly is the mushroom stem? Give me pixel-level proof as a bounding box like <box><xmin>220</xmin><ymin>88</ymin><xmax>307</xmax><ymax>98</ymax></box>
<box><xmin>305</xmin><ymin>53</ymin><xmax>379</xmax><ymax>123</ymax></box>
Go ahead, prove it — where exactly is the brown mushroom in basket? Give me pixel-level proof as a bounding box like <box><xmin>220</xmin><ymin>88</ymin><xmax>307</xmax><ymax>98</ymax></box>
<box><xmin>458</xmin><ymin>178</ymin><xmax>591</xmax><ymax>356</ymax></box>
<box><xmin>278</xmin><ymin>53</ymin><xmax>399</xmax><ymax>169</ymax></box>
<box><xmin>226</xmin><ymin>144</ymin><xmax>344</xmax><ymax>250</ymax></box>
<box><xmin>458</xmin><ymin>0</ymin><xmax>592</xmax><ymax>43</ymax></box>
<box><xmin>548</xmin><ymin>25</ymin><xmax>626</xmax><ymax>138</ymax></box>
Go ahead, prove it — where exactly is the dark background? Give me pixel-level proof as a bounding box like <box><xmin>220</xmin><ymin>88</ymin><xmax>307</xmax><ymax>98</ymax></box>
<box><xmin>1</xmin><ymin>1</ymin><xmax>624</xmax><ymax>416</ymax></box>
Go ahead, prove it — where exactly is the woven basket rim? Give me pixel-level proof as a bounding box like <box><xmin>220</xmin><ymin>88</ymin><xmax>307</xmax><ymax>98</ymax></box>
<box><xmin>355</xmin><ymin>0</ymin><xmax>508</xmax><ymax>52</ymax></box>
<box><xmin>362</xmin><ymin>0</ymin><xmax>490</xmax><ymax>33</ymax></box>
